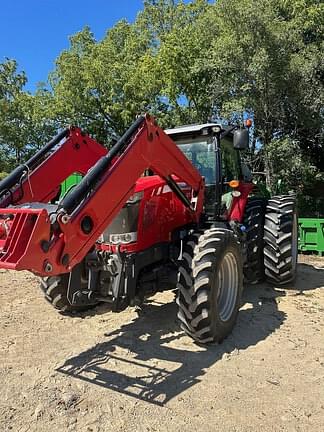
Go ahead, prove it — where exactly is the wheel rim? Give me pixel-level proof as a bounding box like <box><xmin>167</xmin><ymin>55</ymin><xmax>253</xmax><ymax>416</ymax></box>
<box><xmin>291</xmin><ymin>213</ymin><xmax>298</xmax><ymax>272</ymax></box>
<box><xmin>217</xmin><ymin>252</ymin><xmax>239</xmax><ymax>322</ymax></box>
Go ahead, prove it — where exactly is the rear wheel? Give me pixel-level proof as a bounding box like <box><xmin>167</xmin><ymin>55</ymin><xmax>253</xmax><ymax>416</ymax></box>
<box><xmin>243</xmin><ymin>197</ymin><xmax>266</xmax><ymax>284</ymax></box>
<box><xmin>40</xmin><ymin>273</ymin><xmax>97</xmax><ymax>313</ymax></box>
<box><xmin>263</xmin><ymin>195</ymin><xmax>298</xmax><ymax>285</ymax></box>
<box><xmin>176</xmin><ymin>228</ymin><xmax>243</xmax><ymax>344</ymax></box>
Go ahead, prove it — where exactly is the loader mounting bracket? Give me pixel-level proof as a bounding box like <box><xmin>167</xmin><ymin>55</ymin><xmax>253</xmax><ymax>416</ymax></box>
<box><xmin>67</xmin><ymin>263</ymin><xmax>98</xmax><ymax>307</ymax></box>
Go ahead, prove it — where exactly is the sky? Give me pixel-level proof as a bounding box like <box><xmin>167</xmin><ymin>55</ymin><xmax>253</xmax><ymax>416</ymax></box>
<box><xmin>0</xmin><ymin>0</ymin><xmax>144</xmax><ymax>92</ymax></box>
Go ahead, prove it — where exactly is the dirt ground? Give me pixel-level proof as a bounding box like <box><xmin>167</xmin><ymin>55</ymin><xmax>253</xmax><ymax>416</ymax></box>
<box><xmin>0</xmin><ymin>255</ymin><xmax>324</xmax><ymax>432</ymax></box>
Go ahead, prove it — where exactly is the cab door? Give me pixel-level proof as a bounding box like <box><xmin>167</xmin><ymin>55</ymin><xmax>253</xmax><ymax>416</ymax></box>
<box><xmin>220</xmin><ymin>137</ymin><xmax>242</xmax><ymax>214</ymax></box>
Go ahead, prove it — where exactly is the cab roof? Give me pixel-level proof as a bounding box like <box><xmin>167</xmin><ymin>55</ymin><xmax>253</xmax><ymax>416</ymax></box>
<box><xmin>164</xmin><ymin>123</ymin><xmax>222</xmax><ymax>136</ymax></box>
<box><xmin>164</xmin><ymin>123</ymin><xmax>237</xmax><ymax>143</ymax></box>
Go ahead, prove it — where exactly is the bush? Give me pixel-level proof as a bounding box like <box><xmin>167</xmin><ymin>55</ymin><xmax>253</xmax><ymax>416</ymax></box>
<box><xmin>266</xmin><ymin>138</ymin><xmax>324</xmax><ymax>217</ymax></box>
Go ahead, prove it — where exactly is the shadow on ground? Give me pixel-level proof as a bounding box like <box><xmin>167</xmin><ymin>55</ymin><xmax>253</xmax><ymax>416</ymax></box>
<box><xmin>57</xmin><ymin>291</ymin><xmax>287</xmax><ymax>405</ymax></box>
<box><xmin>294</xmin><ymin>262</ymin><xmax>324</xmax><ymax>293</ymax></box>
<box><xmin>57</xmin><ymin>262</ymin><xmax>323</xmax><ymax>405</ymax></box>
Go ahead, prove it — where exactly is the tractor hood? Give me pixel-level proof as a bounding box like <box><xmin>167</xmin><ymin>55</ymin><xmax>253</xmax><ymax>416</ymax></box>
<box><xmin>133</xmin><ymin>175</ymin><xmax>167</xmax><ymax>193</ymax></box>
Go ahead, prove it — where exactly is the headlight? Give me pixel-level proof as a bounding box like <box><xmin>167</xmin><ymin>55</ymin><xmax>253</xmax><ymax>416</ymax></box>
<box><xmin>109</xmin><ymin>232</ymin><xmax>137</xmax><ymax>245</ymax></box>
<box><xmin>127</xmin><ymin>191</ymin><xmax>144</xmax><ymax>204</ymax></box>
<box><xmin>110</xmin><ymin>234</ymin><xmax>122</xmax><ymax>244</ymax></box>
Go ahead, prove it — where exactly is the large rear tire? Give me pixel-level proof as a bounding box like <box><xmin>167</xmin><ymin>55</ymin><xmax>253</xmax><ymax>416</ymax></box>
<box><xmin>263</xmin><ymin>195</ymin><xmax>298</xmax><ymax>285</ymax></box>
<box><xmin>40</xmin><ymin>274</ymin><xmax>97</xmax><ymax>313</ymax></box>
<box><xmin>176</xmin><ymin>228</ymin><xmax>243</xmax><ymax>344</ymax></box>
<box><xmin>243</xmin><ymin>197</ymin><xmax>266</xmax><ymax>284</ymax></box>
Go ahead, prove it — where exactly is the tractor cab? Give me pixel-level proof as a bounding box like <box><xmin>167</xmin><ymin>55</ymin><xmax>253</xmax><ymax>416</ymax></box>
<box><xmin>165</xmin><ymin>124</ymin><xmax>218</xmax><ymax>185</ymax></box>
<box><xmin>165</xmin><ymin>123</ymin><xmax>249</xmax><ymax>216</ymax></box>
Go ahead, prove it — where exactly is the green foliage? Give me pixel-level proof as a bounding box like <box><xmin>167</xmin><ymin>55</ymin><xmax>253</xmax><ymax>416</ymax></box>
<box><xmin>207</xmin><ymin>0</ymin><xmax>323</xmax><ymax>206</ymax></box>
<box><xmin>266</xmin><ymin>138</ymin><xmax>317</xmax><ymax>193</ymax></box>
<box><xmin>266</xmin><ymin>138</ymin><xmax>324</xmax><ymax>216</ymax></box>
<box><xmin>210</xmin><ymin>0</ymin><xmax>323</xmax><ymax>139</ymax></box>
<box><xmin>0</xmin><ymin>59</ymin><xmax>28</xmax><ymax>166</ymax></box>
<box><xmin>0</xmin><ymin>172</ymin><xmax>8</xmax><ymax>181</ymax></box>
<box><xmin>46</xmin><ymin>1</ymin><xmax>217</xmax><ymax>139</ymax></box>
<box><xmin>141</xmin><ymin>0</ymin><xmax>215</xmax><ymax>124</ymax></box>
<box><xmin>48</xmin><ymin>23</ymin><xmax>170</xmax><ymax>143</ymax></box>
<box><xmin>0</xmin><ymin>59</ymin><xmax>57</xmax><ymax>169</ymax></box>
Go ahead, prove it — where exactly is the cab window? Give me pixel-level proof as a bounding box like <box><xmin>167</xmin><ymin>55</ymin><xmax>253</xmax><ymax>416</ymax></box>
<box><xmin>221</xmin><ymin>138</ymin><xmax>241</xmax><ymax>182</ymax></box>
<box><xmin>176</xmin><ymin>139</ymin><xmax>216</xmax><ymax>185</ymax></box>
<box><xmin>221</xmin><ymin>138</ymin><xmax>242</xmax><ymax>213</ymax></box>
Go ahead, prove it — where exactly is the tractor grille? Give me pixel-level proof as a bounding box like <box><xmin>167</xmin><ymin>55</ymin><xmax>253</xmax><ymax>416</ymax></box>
<box><xmin>100</xmin><ymin>202</ymin><xmax>140</xmax><ymax>244</ymax></box>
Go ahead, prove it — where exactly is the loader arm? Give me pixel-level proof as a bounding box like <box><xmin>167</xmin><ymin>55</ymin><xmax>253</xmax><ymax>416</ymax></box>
<box><xmin>0</xmin><ymin>127</ymin><xmax>107</xmax><ymax>208</ymax></box>
<box><xmin>0</xmin><ymin>114</ymin><xmax>204</xmax><ymax>276</ymax></box>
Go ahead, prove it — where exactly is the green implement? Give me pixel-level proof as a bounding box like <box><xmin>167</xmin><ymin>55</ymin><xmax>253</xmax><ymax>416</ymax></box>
<box><xmin>298</xmin><ymin>218</ymin><xmax>324</xmax><ymax>256</ymax></box>
<box><xmin>60</xmin><ymin>173</ymin><xmax>82</xmax><ymax>199</ymax></box>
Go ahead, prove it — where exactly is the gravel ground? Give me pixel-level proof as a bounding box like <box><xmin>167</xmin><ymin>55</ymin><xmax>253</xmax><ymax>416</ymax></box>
<box><xmin>0</xmin><ymin>254</ymin><xmax>324</xmax><ymax>432</ymax></box>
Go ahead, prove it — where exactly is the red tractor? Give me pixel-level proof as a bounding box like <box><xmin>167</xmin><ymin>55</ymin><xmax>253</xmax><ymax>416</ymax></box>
<box><xmin>0</xmin><ymin>115</ymin><xmax>298</xmax><ymax>343</ymax></box>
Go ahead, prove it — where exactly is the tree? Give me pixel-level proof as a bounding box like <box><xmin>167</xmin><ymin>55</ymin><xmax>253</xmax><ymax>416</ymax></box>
<box><xmin>48</xmin><ymin>1</ymin><xmax>217</xmax><ymax>141</ymax></box>
<box><xmin>49</xmin><ymin>24</ymin><xmax>169</xmax><ymax>143</ymax></box>
<box><xmin>0</xmin><ymin>59</ymin><xmax>57</xmax><ymax>170</ymax></box>
<box><xmin>0</xmin><ymin>59</ymin><xmax>28</xmax><ymax>168</ymax></box>
<box><xmin>206</xmin><ymin>0</ymin><xmax>323</xmax><ymax>189</ymax></box>
<box><xmin>153</xmin><ymin>1</ymin><xmax>216</xmax><ymax>124</ymax></box>
<box><xmin>136</xmin><ymin>0</ymin><xmax>215</xmax><ymax>125</ymax></box>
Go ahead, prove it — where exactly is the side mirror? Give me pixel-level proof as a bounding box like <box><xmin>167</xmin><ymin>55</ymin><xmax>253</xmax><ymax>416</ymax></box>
<box><xmin>233</xmin><ymin>129</ymin><xmax>249</xmax><ymax>150</ymax></box>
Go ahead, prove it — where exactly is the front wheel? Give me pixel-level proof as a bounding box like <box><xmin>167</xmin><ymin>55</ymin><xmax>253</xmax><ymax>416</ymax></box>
<box><xmin>176</xmin><ymin>228</ymin><xmax>243</xmax><ymax>344</ymax></box>
<box><xmin>40</xmin><ymin>273</ymin><xmax>98</xmax><ymax>313</ymax></box>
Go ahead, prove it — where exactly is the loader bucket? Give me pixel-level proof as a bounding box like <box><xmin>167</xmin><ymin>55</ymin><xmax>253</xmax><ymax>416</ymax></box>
<box><xmin>0</xmin><ymin>207</ymin><xmax>52</xmax><ymax>273</ymax></box>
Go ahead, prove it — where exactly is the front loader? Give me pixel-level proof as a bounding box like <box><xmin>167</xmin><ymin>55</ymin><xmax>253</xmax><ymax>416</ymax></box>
<box><xmin>0</xmin><ymin>114</ymin><xmax>298</xmax><ymax>344</ymax></box>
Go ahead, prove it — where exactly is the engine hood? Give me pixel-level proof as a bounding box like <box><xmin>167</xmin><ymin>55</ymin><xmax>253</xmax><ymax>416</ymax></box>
<box><xmin>133</xmin><ymin>175</ymin><xmax>167</xmax><ymax>193</ymax></box>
